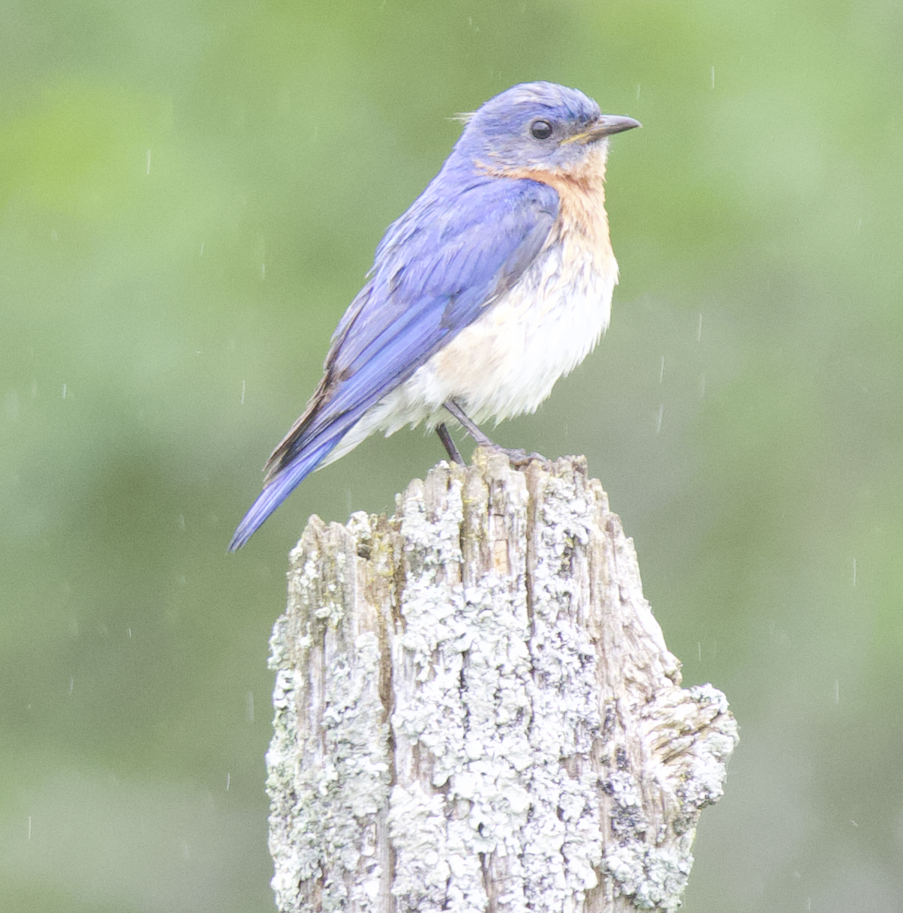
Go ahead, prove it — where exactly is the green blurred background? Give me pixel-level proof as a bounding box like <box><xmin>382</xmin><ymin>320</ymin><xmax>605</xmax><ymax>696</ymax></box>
<box><xmin>1</xmin><ymin>0</ymin><xmax>901</xmax><ymax>910</ymax></box>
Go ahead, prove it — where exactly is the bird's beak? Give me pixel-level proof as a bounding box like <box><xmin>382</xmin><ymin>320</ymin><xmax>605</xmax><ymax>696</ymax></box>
<box><xmin>564</xmin><ymin>114</ymin><xmax>642</xmax><ymax>144</ymax></box>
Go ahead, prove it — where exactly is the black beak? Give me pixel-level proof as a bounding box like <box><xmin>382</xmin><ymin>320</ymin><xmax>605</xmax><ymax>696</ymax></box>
<box><xmin>578</xmin><ymin>114</ymin><xmax>642</xmax><ymax>143</ymax></box>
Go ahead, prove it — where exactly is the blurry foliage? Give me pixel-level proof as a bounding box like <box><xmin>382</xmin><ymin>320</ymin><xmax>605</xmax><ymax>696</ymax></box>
<box><xmin>1</xmin><ymin>1</ymin><xmax>901</xmax><ymax>911</ymax></box>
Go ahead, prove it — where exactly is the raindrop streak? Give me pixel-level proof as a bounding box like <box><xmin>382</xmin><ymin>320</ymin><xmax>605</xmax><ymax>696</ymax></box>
<box><xmin>226</xmin><ymin>773</ymin><xmax>231</xmax><ymax>791</ymax></box>
<box><xmin>852</xmin><ymin>558</ymin><xmax>857</xmax><ymax>586</ymax></box>
<box><xmin>654</xmin><ymin>404</ymin><xmax>663</xmax><ymax>435</ymax></box>
<box><xmin>27</xmin><ymin>817</ymin><xmax>32</xmax><ymax>840</ymax></box>
<box><xmin>68</xmin><ymin>677</ymin><xmax>74</xmax><ymax>695</ymax></box>
<box><xmin>697</xmin><ymin>313</ymin><xmax>703</xmax><ymax>342</ymax></box>
<box><xmin>711</xmin><ymin>67</ymin><xmax>715</xmax><ymax>89</ymax></box>
<box><xmin>62</xmin><ymin>383</ymin><xmax>67</xmax><ymax>399</ymax></box>
<box><xmin>146</xmin><ymin>149</ymin><xmax>152</xmax><ymax>175</ymax></box>
<box><xmin>636</xmin><ymin>84</ymin><xmax>641</xmax><ymax>100</ymax></box>
<box><xmin>241</xmin><ymin>380</ymin><xmax>246</xmax><ymax>405</ymax></box>
<box><xmin>659</xmin><ymin>356</ymin><xmax>665</xmax><ymax>383</ymax></box>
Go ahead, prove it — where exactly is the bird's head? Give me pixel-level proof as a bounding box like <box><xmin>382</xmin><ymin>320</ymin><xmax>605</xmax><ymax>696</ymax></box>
<box><xmin>453</xmin><ymin>81</ymin><xmax>640</xmax><ymax>179</ymax></box>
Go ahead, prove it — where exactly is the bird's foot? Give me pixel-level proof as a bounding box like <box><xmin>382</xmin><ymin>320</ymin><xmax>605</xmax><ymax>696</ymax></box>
<box><xmin>479</xmin><ymin>444</ymin><xmax>548</xmax><ymax>467</ymax></box>
<box><xmin>440</xmin><ymin>400</ymin><xmax>548</xmax><ymax>469</ymax></box>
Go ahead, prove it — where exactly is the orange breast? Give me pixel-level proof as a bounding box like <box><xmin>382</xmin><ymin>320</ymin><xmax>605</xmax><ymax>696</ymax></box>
<box><xmin>486</xmin><ymin>146</ymin><xmax>616</xmax><ymax>277</ymax></box>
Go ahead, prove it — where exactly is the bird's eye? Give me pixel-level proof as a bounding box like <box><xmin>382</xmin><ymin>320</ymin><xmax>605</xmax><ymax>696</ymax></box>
<box><xmin>530</xmin><ymin>120</ymin><xmax>553</xmax><ymax>140</ymax></box>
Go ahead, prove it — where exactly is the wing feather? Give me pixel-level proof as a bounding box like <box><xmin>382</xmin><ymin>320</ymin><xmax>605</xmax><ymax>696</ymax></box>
<box><xmin>228</xmin><ymin>175</ymin><xmax>558</xmax><ymax>550</ymax></box>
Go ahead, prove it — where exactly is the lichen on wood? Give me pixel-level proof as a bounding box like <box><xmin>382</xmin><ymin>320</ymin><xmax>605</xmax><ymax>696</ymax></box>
<box><xmin>266</xmin><ymin>449</ymin><xmax>738</xmax><ymax>913</ymax></box>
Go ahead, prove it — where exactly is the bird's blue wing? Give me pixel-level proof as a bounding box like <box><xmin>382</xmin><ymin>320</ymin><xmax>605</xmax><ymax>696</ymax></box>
<box><xmin>229</xmin><ymin>175</ymin><xmax>558</xmax><ymax>549</ymax></box>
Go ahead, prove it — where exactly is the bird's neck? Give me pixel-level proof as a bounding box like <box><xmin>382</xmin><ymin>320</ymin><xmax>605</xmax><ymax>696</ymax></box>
<box><xmin>498</xmin><ymin>147</ymin><xmax>613</xmax><ymax>252</ymax></box>
<box><xmin>534</xmin><ymin>151</ymin><xmax>615</xmax><ymax>267</ymax></box>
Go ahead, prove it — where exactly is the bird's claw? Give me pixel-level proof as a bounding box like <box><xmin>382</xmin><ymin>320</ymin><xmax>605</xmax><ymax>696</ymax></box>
<box><xmin>484</xmin><ymin>444</ymin><xmax>548</xmax><ymax>468</ymax></box>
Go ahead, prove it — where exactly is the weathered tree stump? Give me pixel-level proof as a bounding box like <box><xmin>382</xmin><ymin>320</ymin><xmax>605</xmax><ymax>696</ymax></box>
<box><xmin>266</xmin><ymin>450</ymin><xmax>737</xmax><ymax>913</ymax></box>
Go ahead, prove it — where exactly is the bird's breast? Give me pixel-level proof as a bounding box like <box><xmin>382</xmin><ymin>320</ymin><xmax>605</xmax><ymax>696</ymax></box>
<box><xmin>418</xmin><ymin>168</ymin><xmax>618</xmax><ymax>423</ymax></box>
<box><xmin>347</xmin><ymin>157</ymin><xmax>621</xmax><ymax>446</ymax></box>
<box><xmin>427</xmin><ymin>224</ymin><xmax>616</xmax><ymax>422</ymax></box>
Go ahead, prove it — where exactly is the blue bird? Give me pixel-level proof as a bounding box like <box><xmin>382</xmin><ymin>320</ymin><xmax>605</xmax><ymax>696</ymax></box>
<box><xmin>230</xmin><ymin>82</ymin><xmax>639</xmax><ymax>550</ymax></box>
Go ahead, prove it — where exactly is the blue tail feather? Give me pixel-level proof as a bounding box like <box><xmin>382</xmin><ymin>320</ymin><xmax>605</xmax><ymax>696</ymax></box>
<box><xmin>228</xmin><ymin>436</ymin><xmax>341</xmax><ymax>551</ymax></box>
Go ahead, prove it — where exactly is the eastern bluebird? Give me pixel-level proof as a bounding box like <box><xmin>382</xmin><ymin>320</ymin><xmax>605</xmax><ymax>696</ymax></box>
<box><xmin>230</xmin><ymin>82</ymin><xmax>639</xmax><ymax>550</ymax></box>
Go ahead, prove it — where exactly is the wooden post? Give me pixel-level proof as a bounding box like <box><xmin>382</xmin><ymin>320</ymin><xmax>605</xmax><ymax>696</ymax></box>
<box><xmin>266</xmin><ymin>450</ymin><xmax>738</xmax><ymax>913</ymax></box>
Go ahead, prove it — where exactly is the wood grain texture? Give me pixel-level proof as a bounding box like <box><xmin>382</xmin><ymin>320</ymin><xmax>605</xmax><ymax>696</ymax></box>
<box><xmin>266</xmin><ymin>450</ymin><xmax>738</xmax><ymax>913</ymax></box>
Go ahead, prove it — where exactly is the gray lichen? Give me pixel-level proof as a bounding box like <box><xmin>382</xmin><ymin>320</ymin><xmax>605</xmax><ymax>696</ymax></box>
<box><xmin>266</xmin><ymin>451</ymin><xmax>738</xmax><ymax>912</ymax></box>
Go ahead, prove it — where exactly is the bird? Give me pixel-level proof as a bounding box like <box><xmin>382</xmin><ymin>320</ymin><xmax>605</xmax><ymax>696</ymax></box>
<box><xmin>229</xmin><ymin>81</ymin><xmax>639</xmax><ymax>550</ymax></box>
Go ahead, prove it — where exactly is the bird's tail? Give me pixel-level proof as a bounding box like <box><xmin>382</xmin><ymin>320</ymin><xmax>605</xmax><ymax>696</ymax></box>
<box><xmin>228</xmin><ymin>435</ymin><xmax>340</xmax><ymax>551</ymax></box>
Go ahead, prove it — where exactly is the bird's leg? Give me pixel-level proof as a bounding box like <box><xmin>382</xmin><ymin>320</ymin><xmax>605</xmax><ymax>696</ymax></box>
<box><xmin>443</xmin><ymin>400</ymin><xmax>495</xmax><ymax>447</ymax></box>
<box><xmin>443</xmin><ymin>400</ymin><xmax>546</xmax><ymax>467</ymax></box>
<box><xmin>435</xmin><ymin>422</ymin><xmax>465</xmax><ymax>465</ymax></box>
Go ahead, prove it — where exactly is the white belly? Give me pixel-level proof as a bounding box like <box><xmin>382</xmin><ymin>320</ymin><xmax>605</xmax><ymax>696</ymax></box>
<box><xmin>417</xmin><ymin>239</ymin><xmax>616</xmax><ymax>424</ymax></box>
